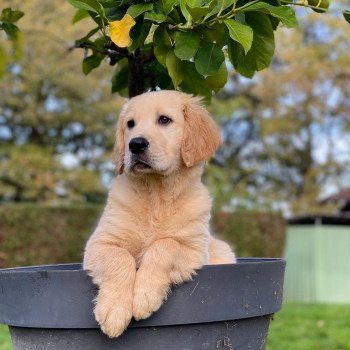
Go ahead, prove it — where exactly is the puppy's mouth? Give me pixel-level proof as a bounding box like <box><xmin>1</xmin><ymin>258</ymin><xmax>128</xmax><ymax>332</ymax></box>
<box><xmin>130</xmin><ymin>158</ymin><xmax>153</xmax><ymax>172</ymax></box>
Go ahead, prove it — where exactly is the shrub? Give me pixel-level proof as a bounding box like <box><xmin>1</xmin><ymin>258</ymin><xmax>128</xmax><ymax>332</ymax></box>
<box><xmin>212</xmin><ymin>211</ymin><xmax>286</xmax><ymax>258</ymax></box>
<box><xmin>0</xmin><ymin>205</ymin><xmax>285</xmax><ymax>268</ymax></box>
<box><xmin>0</xmin><ymin>204</ymin><xmax>102</xmax><ymax>267</ymax></box>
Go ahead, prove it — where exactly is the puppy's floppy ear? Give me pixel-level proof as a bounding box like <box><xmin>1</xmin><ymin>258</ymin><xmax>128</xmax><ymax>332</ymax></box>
<box><xmin>181</xmin><ymin>96</ymin><xmax>221</xmax><ymax>167</ymax></box>
<box><xmin>111</xmin><ymin>105</ymin><xmax>127</xmax><ymax>174</ymax></box>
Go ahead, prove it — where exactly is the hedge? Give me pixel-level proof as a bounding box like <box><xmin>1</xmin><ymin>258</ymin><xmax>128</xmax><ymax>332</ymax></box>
<box><xmin>0</xmin><ymin>204</ymin><xmax>285</xmax><ymax>268</ymax></box>
<box><xmin>0</xmin><ymin>204</ymin><xmax>102</xmax><ymax>268</ymax></box>
<box><xmin>211</xmin><ymin>211</ymin><xmax>286</xmax><ymax>258</ymax></box>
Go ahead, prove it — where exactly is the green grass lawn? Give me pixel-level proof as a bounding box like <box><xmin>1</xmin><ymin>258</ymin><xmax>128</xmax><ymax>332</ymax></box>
<box><xmin>0</xmin><ymin>303</ymin><xmax>349</xmax><ymax>349</ymax></box>
<box><xmin>0</xmin><ymin>324</ymin><xmax>11</xmax><ymax>350</ymax></box>
<box><xmin>267</xmin><ymin>303</ymin><xmax>350</xmax><ymax>350</ymax></box>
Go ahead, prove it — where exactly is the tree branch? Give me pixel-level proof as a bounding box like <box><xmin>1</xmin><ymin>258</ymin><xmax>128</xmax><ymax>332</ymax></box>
<box><xmin>70</xmin><ymin>40</ymin><xmax>130</xmax><ymax>65</ymax></box>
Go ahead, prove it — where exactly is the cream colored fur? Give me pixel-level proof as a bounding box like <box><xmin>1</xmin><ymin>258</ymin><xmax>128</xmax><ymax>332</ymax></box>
<box><xmin>83</xmin><ymin>90</ymin><xmax>236</xmax><ymax>338</ymax></box>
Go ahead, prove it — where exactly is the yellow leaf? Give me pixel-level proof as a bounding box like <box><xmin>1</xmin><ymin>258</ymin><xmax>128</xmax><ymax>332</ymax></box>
<box><xmin>109</xmin><ymin>14</ymin><xmax>136</xmax><ymax>48</ymax></box>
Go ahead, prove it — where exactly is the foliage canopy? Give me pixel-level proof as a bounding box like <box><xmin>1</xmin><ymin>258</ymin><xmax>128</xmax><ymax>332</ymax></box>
<box><xmin>66</xmin><ymin>0</ymin><xmax>350</xmax><ymax>99</ymax></box>
<box><xmin>67</xmin><ymin>0</ymin><xmax>300</xmax><ymax>99</ymax></box>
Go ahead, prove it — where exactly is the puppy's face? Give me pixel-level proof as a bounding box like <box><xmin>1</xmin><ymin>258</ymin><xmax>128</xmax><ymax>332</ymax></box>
<box><xmin>113</xmin><ymin>91</ymin><xmax>221</xmax><ymax>176</ymax></box>
<box><xmin>118</xmin><ymin>91</ymin><xmax>185</xmax><ymax>175</ymax></box>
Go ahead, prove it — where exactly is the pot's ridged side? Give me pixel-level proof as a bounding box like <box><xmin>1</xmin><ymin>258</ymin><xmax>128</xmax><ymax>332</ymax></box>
<box><xmin>10</xmin><ymin>316</ymin><xmax>271</xmax><ymax>350</ymax></box>
<box><xmin>0</xmin><ymin>259</ymin><xmax>285</xmax><ymax>350</ymax></box>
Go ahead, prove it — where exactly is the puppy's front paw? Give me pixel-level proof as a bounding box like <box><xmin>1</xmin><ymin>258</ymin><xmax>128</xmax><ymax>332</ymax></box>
<box><xmin>95</xmin><ymin>294</ymin><xmax>132</xmax><ymax>338</ymax></box>
<box><xmin>133</xmin><ymin>285</ymin><xmax>167</xmax><ymax>321</ymax></box>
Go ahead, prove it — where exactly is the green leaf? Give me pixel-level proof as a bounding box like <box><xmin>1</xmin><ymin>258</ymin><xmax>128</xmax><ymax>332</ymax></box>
<box><xmin>153</xmin><ymin>26</ymin><xmax>172</xmax><ymax>66</ymax></box>
<box><xmin>127</xmin><ymin>3</ymin><xmax>153</xmax><ymax>18</ymax></box>
<box><xmin>227</xmin><ymin>40</ymin><xmax>254</xmax><ymax>77</ymax></box>
<box><xmin>205</xmin><ymin>61</ymin><xmax>227</xmax><ymax>92</ymax></box>
<box><xmin>203</xmin><ymin>0</ymin><xmax>236</xmax><ymax>20</ymax></box>
<box><xmin>144</xmin><ymin>11</ymin><xmax>167</xmax><ymax>23</ymax></box>
<box><xmin>186</xmin><ymin>0</ymin><xmax>216</xmax><ymax>21</ymax></box>
<box><xmin>82</xmin><ymin>53</ymin><xmax>104</xmax><ymax>75</ymax></box>
<box><xmin>1</xmin><ymin>23</ymin><xmax>19</xmax><ymax>41</ymax></box>
<box><xmin>0</xmin><ymin>8</ymin><xmax>24</xmax><ymax>23</ymax></box>
<box><xmin>165</xmin><ymin>50</ymin><xmax>184</xmax><ymax>87</ymax></box>
<box><xmin>145</xmin><ymin>60</ymin><xmax>172</xmax><ymax>89</ymax></box>
<box><xmin>72</xmin><ymin>9</ymin><xmax>90</xmax><ymax>24</ymax></box>
<box><xmin>67</xmin><ymin>0</ymin><xmax>106</xmax><ymax>22</ymax></box>
<box><xmin>99</xmin><ymin>1</ymin><xmax>123</xmax><ymax>8</ymax></box>
<box><xmin>0</xmin><ymin>45</ymin><xmax>8</xmax><ymax>78</ymax></box>
<box><xmin>269</xmin><ymin>15</ymin><xmax>281</xmax><ymax>30</ymax></box>
<box><xmin>144</xmin><ymin>24</ymin><xmax>157</xmax><ymax>44</ymax></box>
<box><xmin>87</xmin><ymin>11</ymin><xmax>105</xmax><ymax>27</ymax></box>
<box><xmin>180</xmin><ymin>62</ymin><xmax>212</xmax><ymax>102</ymax></box>
<box><xmin>67</xmin><ymin>0</ymin><xmax>102</xmax><ymax>13</ymax></box>
<box><xmin>112</xmin><ymin>59</ymin><xmax>129</xmax><ymax>95</ymax></box>
<box><xmin>224</xmin><ymin>19</ymin><xmax>253</xmax><ymax>54</ymax></box>
<box><xmin>344</xmin><ymin>11</ymin><xmax>350</xmax><ymax>24</ymax></box>
<box><xmin>180</xmin><ymin>0</ymin><xmax>192</xmax><ymax>23</ymax></box>
<box><xmin>94</xmin><ymin>35</ymin><xmax>108</xmax><ymax>47</ymax></box>
<box><xmin>104</xmin><ymin>6</ymin><xmax>127</xmax><ymax>21</ymax></box>
<box><xmin>234</xmin><ymin>12</ymin><xmax>245</xmax><ymax>24</ymax></box>
<box><xmin>187</xmin><ymin>0</ymin><xmax>211</xmax><ymax>6</ymax></box>
<box><xmin>228</xmin><ymin>13</ymin><xmax>275</xmax><ymax>78</ymax></box>
<box><xmin>245</xmin><ymin>13</ymin><xmax>275</xmax><ymax>70</ymax></box>
<box><xmin>240</xmin><ymin>3</ymin><xmax>297</xmax><ymax>28</ymax></box>
<box><xmin>163</xmin><ymin>0</ymin><xmax>180</xmax><ymax>15</ymax></box>
<box><xmin>308</xmin><ymin>0</ymin><xmax>329</xmax><ymax>13</ymax></box>
<box><xmin>120</xmin><ymin>0</ymin><xmax>133</xmax><ymax>6</ymax></box>
<box><xmin>129</xmin><ymin>21</ymin><xmax>152</xmax><ymax>51</ymax></box>
<box><xmin>199</xmin><ymin>22</ymin><xmax>229</xmax><ymax>47</ymax></box>
<box><xmin>167</xmin><ymin>5</ymin><xmax>182</xmax><ymax>23</ymax></box>
<box><xmin>174</xmin><ymin>31</ymin><xmax>200</xmax><ymax>60</ymax></box>
<box><xmin>195</xmin><ymin>41</ymin><xmax>225</xmax><ymax>76</ymax></box>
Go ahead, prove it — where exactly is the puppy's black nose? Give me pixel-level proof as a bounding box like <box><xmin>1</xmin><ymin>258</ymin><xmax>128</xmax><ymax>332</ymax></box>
<box><xmin>129</xmin><ymin>137</ymin><xmax>149</xmax><ymax>154</ymax></box>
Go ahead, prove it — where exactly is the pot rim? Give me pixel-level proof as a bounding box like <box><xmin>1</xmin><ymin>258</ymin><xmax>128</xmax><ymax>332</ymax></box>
<box><xmin>0</xmin><ymin>257</ymin><xmax>283</xmax><ymax>273</ymax></box>
<box><xmin>0</xmin><ymin>258</ymin><xmax>286</xmax><ymax>329</ymax></box>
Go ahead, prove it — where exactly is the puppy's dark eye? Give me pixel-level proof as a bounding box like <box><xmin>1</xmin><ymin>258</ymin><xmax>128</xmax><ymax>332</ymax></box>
<box><xmin>127</xmin><ymin>120</ymin><xmax>135</xmax><ymax>129</ymax></box>
<box><xmin>158</xmin><ymin>116</ymin><xmax>172</xmax><ymax>125</ymax></box>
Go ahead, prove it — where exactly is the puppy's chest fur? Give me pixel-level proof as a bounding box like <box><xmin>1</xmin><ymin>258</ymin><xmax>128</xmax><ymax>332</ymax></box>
<box><xmin>104</xmin><ymin>174</ymin><xmax>211</xmax><ymax>259</ymax></box>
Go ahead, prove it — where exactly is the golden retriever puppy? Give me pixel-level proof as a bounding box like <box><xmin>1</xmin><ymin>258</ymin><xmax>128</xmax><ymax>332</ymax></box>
<box><xmin>83</xmin><ymin>90</ymin><xmax>236</xmax><ymax>338</ymax></box>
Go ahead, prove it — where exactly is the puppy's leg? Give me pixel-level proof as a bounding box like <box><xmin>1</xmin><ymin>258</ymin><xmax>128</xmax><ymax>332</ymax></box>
<box><xmin>133</xmin><ymin>238</ymin><xmax>205</xmax><ymax>320</ymax></box>
<box><xmin>84</xmin><ymin>241</ymin><xmax>136</xmax><ymax>338</ymax></box>
<box><xmin>208</xmin><ymin>237</ymin><xmax>236</xmax><ymax>264</ymax></box>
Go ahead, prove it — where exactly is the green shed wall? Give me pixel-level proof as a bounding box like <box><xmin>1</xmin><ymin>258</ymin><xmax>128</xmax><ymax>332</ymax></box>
<box><xmin>284</xmin><ymin>225</ymin><xmax>350</xmax><ymax>303</ymax></box>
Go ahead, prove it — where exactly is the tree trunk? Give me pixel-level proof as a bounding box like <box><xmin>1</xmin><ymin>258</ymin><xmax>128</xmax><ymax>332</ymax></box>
<box><xmin>128</xmin><ymin>49</ymin><xmax>145</xmax><ymax>98</ymax></box>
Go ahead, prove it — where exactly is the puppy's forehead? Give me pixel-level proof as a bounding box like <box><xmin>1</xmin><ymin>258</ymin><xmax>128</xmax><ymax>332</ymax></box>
<box><xmin>123</xmin><ymin>91</ymin><xmax>185</xmax><ymax>118</ymax></box>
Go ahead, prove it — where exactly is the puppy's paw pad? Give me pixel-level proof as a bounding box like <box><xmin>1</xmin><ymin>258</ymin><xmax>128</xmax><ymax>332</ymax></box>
<box><xmin>95</xmin><ymin>304</ymin><xmax>132</xmax><ymax>338</ymax></box>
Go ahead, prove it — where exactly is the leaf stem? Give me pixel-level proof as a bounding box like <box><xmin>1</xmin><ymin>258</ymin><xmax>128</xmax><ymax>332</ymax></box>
<box><xmin>194</xmin><ymin>0</ymin><xmax>261</xmax><ymax>28</ymax></box>
<box><xmin>230</xmin><ymin>0</ymin><xmax>261</xmax><ymax>15</ymax></box>
<box><xmin>280</xmin><ymin>0</ymin><xmax>329</xmax><ymax>12</ymax></box>
<box><xmin>217</xmin><ymin>0</ymin><xmax>227</xmax><ymax>18</ymax></box>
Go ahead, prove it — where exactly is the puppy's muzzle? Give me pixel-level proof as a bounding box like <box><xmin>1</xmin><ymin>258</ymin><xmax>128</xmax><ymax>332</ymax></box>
<box><xmin>129</xmin><ymin>137</ymin><xmax>149</xmax><ymax>154</ymax></box>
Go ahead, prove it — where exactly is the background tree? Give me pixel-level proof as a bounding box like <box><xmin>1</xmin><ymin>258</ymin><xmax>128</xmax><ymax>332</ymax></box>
<box><xmin>0</xmin><ymin>1</ymin><xmax>123</xmax><ymax>202</ymax></box>
<box><xmin>205</xmin><ymin>9</ymin><xmax>350</xmax><ymax>214</ymax></box>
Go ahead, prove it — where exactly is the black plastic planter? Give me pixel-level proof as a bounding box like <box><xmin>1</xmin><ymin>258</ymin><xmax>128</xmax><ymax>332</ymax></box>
<box><xmin>0</xmin><ymin>258</ymin><xmax>285</xmax><ymax>350</ymax></box>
